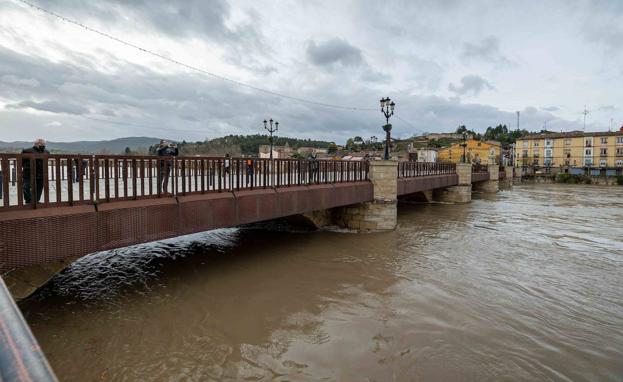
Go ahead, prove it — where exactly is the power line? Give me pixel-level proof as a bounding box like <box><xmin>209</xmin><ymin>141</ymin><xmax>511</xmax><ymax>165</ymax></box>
<box><xmin>14</xmin><ymin>0</ymin><xmax>378</xmax><ymax>112</ymax></box>
<box><xmin>80</xmin><ymin>115</ymin><xmax>209</xmax><ymax>134</ymax></box>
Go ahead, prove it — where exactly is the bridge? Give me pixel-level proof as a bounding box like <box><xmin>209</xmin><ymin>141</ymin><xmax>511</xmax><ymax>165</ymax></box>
<box><xmin>0</xmin><ymin>153</ymin><xmax>513</xmax><ymax>298</ymax></box>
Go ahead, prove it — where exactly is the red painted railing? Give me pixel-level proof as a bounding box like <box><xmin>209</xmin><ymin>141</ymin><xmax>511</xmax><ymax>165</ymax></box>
<box><xmin>0</xmin><ymin>154</ymin><xmax>369</xmax><ymax>210</ymax></box>
<box><xmin>397</xmin><ymin>162</ymin><xmax>456</xmax><ymax>178</ymax></box>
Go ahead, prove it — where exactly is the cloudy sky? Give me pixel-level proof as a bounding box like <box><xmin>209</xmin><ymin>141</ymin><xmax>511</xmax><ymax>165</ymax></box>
<box><xmin>0</xmin><ymin>0</ymin><xmax>621</xmax><ymax>143</ymax></box>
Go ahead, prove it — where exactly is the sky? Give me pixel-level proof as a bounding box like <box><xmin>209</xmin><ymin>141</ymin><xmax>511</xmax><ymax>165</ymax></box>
<box><xmin>0</xmin><ymin>0</ymin><xmax>621</xmax><ymax>144</ymax></box>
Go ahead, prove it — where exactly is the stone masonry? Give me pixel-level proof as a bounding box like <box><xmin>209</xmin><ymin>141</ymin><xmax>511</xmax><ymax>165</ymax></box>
<box><xmin>473</xmin><ymin>164</ymin><xmax>500</xmax><ymax>193</ymax></box>
<box><xmin>335</xmin><ymin>160</ymin><xmax>398</xmax><ymax>232</ymax></box>
<box><xmin>433</xmin><ymin>163</ymin><xmax>472</xmax><ymax>203</ymax></box>
<box><xmin>503</xmin><ymin>165</ymin><xmax>514</xmax><ymax>187</ymax></box>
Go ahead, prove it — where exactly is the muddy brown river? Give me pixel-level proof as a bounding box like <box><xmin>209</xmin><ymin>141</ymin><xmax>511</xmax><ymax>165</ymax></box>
<box><xmin>20</xmin><ymin>184</ymin><xmax>623</xmax><ymax>381</ymax></box>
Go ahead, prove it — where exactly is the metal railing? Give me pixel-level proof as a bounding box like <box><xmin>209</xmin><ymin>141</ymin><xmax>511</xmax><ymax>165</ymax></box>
<box><xmin>472</xmin><ymin>163</ymin><xmax>488</xmax><ymax>173</ymax></box>
<box><xmin>397</xmin><ymin>162</ymin><xmax>456</xmax><ymax>178</ymax></box>
<box><xmin>0</xmin><ymin>154</ymin><xmax>369</xmax><ymax>211</ymax></box>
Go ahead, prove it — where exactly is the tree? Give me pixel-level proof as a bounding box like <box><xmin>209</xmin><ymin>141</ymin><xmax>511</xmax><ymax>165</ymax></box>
<box><xmin>327</xmin><ymin>143</ymin><xmax>338</xmax><ymax>154</ymax></box>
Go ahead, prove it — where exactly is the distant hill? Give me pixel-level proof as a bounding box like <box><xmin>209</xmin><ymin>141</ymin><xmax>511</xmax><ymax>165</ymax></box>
<box><xmin>0</xmin><ymin>137</ymin><xmax>163</xmax><ymax>154</ymax></box>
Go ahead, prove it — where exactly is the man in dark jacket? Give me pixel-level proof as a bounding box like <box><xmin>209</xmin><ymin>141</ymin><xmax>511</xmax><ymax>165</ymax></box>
<box><xmin>22</xmin><ymin>138</ymin><xmax>49</xmax><ymax>203</ymax></box>
<box><xmin>308</xmin><ymin>151</ymin><xmax>319</xmax><ymax>183</ymax></box>
<box><xmin>157</xmin><ymin>140</ymin><xmax>178</xmax><ymax>194</ymax></box>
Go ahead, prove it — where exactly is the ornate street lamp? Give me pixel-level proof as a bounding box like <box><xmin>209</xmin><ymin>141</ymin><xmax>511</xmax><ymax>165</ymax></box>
<box><xmin>380</xmin><ymin>97</ymin><xmax>395</xmax><ymax>160</ymax></box>
<box><xmin>263</xmin><ymin>118</ymin><xmax>279</xmax><ymax>160</ymax></box>
<box><xmin>460</xmin><ymin>131</ymin><xmax>468</xmax><ymax>163</ymax></box>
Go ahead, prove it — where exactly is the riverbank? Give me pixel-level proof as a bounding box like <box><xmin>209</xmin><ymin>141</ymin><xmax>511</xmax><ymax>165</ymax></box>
<box><xmin>516</xmin><ymin>174</ymin><xmax>623</xmax><ymax>186</ymax></box>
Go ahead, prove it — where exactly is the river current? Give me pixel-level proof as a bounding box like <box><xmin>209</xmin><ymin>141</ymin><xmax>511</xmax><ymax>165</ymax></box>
<box><xmin>21</xmin><ymin>184</ymin><xmax>623</xmax><ymax>381</ymax></box>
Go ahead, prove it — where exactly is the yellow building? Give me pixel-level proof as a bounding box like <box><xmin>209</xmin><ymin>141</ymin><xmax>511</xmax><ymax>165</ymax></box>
<box><xmin>514</xmin><ymin>131</ymin><xmax>623</xmax><ymax>169</ymax></box>
<box><xmin>438</xmin><ymin>139</ymin><xmax>501</xmax><ymax>164</ymax></box>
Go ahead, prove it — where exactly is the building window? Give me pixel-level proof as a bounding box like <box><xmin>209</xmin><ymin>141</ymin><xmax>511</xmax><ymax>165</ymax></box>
<box><xmin>617</xmin><ymin>148</ymin><xmax>623</xmax><ymax>157</ymax></box>
<box><xmin>533</xmin><ymin>141</ymin><xmax>539</xmax><ymax>147</ymax></box>
<box><xmin>585</xmin><ymin>139</ymin><xmax>592</xmax><ymax>147</ymax></box>
<box><xmin>522</xmin><ymin>150</ymin><xmax>528</xmax><ymax>158</ymax></box>
<box><xmin>617</xmin><ymin>160</ymin><xmax>623</xmax><ymax>167</ymax></box>
<box><xmin>600</xmin><ymin>148</ymin><xmax>608</xmax><ymax>156</ymax></box>
<box><xmin>564</xmin><ymin>138</ymin><xmax>571</xmax><ymax>145</ymax></box>
<box><xmin>534</xmin><ymin>153</ymin><xmax>540</xmax><ymax>158</ymax></box>
<box><xmin>601</xmin><ymin>137</ymin><xmax>608</xmax><ymax>145</ymax></box>
<box><xmin>522</xmin><ymin>141</ymin><xmax>528</xmax><ymax>148</ymax></box>
<box><xmin>563</xmin><ymin>149</ymin><xmax>571</xmax><ymax>158</ymax></box>
<box><xmin>584</xmin><ymin>158</ymin><xmax>593</xmax><ymax>166</ymax></box>
<box><xmin>585</xmin><ymin>149</ymin><xmax>592</xmax><ymax>156</ymax></box>
<box><xmin>545</xmin><ymin>149</ymin><xmax>552</xmax><ymax>158</ymax></box>
<box><xmin>600</xmin><ymin>159</ymin><xmax>607</xmax><ymax>167</ymax></box>
<box><xmin>617</xmin><ymin>136</ymin><xmax>623</xmax><ymax>144</ymax></box>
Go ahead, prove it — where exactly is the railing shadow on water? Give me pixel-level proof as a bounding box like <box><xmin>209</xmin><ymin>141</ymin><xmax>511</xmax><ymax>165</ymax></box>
<box><xmin>0</xmin><ymin>154</ymin><xmax>371</xmax><ymax>211</ymax></box>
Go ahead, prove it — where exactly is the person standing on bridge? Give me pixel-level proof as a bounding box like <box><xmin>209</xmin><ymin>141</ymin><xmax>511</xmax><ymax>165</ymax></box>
<box><xmin>157</xmin><ymin>140</ymin><xmax>178</xmax><ymax>195</ymax></box>
<box><xmin>245</xmin><ymin>157</ymin><xmax>254</xmax><ymax>186</ymax></box>
<box><xmin>308</xmin><ymin>151</ymin><xmax>319</xmax><ymax>184</ymax></box>
<box><xmin>21</xmin><ymin>138</ymin><xmax>49</xmax><ymax>203</ymax></box>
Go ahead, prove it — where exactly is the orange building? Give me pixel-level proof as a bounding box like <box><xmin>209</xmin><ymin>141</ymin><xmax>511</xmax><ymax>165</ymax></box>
<box><xmin>437</xmin><ymin>139</ymin><xmax>501</xmax><ymax>164</ymax></box>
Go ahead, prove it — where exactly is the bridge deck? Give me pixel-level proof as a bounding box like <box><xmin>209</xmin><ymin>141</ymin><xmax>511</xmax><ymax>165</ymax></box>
<box><xmin>0</xmin><ymin>155</ymin><xmax>472</xmax><ymax>271</ymax></box>
<box><xmin>0</xmin><ymin>182</ymin><xmax>372</xmax><ymax>271</ymax></box>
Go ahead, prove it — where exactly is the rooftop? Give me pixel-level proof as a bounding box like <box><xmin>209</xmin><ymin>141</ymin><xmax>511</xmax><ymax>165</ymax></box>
<box><xmin>520</xmin><ymin>130</ymin><xmax>623</xmax><ymax>139</ymax></box>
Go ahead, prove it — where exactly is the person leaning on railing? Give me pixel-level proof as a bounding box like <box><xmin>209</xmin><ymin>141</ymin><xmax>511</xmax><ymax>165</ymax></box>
<box><xmin>21</xmin><ymin>138</ymin><xmax>49</xmax><ymax>203</ymax></box>
<box><xmin>157</xmin><ymin>140</ymin><xmax>178</xmax><ymax>195</ymax></box>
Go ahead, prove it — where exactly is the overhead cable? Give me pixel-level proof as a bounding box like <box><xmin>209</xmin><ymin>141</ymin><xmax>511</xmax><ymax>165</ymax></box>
<box><xmin>15</xmin><ymin>0</ymin><xmax>377</xmax><ymax>112</ymax></box>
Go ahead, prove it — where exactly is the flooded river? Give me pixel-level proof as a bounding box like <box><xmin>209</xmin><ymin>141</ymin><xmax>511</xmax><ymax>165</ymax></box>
<box><xmin>21</xmin><ymin>184</ymin><xmax>623</xmax><ymax>381</ymax></box>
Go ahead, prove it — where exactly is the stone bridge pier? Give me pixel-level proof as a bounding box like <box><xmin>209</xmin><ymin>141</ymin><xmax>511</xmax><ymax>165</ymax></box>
<box><xmin>303</xmin><ymin>160</ymin><xmax>398</xmax><ymax>232</ymax></box>
<box><xmin>433</xmin><ymin>163</ymin><xmax>472</xmax><ymax>203</ymax></box>
<box><xmin>473</xmin><ymin>164</ymin><xmax>500</xmax><ymax>193</ymax></box>
<box><xmin>333</xmin><ymin>160</ymin><xmax>398</xmax><ymax>232</ymax></box>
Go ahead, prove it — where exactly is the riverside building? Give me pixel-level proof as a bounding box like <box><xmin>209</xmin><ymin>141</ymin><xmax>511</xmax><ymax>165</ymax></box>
<box><xmin>514</xmin><ymin>130</ymin><xmax>623</xmax><ymax>175</ymax></box>
<box><xmin>437</xmin><ymin>139</ymin><xmax>501</xmax><ymax>165</ymax></box>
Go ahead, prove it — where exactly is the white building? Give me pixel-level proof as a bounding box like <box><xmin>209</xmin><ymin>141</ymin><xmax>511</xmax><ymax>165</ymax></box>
<box><xmin>412</xmin><ymin>148</ymin><xmax>438</xmax><ymax>162</ymax></box>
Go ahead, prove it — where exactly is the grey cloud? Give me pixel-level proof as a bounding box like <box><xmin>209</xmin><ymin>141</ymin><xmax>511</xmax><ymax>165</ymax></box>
<box><xmin>598</xmin><ymin>105</ymin><xmax>618</xmax><ymax>112</ymax></box>
<box><xmin>524</xmin><ymin>106</ymin><xmax>539</xmax><ymax>115</ymax></box>
<box><xmin>37</xmin><ymin>0</ymin><xmax>270</xmax><ymax>76</ymax></box>
<box><xmin>1</xmin><ymin>75</ymin><xmax>40</xmax><ymax>88</ymax></box>
<box><xmin>582</xmin><ymin>1</ymin><xmax>623</xmax><ymax>51</ymax></box>
<box><xmin>448</xmin><ymin>75</ymin><xmax>495</xmax><ymax>96</ymax></box>
<box><xmin>45</xmin><ymin>0</ymin><xmax>233</xmax><ymax>40</ymax></box>
<box><xmin>0</xmin><ymin>42</ymin><xmax>584</xmax><ymax>144</ymax></box>
<box><xmin>461</xmin><ymin>37</ymin><xmax>513</xmax><ymax>65</ymax></box>
<box><xmin>306</xmin><ymin>38</ymin><xmax>364</xmax><ymax>67</ymax></box>
<box><xmin>541</xmin><ymin>106</ymin><xmax>560</xmax><ymax>112</ymax></box>
<box><xmin>7</xmin><ymin>100</ymin><xmax>89</xmax><ymax>115</ymax></box>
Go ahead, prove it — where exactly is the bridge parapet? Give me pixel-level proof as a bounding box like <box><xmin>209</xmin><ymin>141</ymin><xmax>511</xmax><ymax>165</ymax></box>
<box><xmin>0</xmin><ymin>154</ymin><xmax>368</xmax><ymax>212</ymax></box>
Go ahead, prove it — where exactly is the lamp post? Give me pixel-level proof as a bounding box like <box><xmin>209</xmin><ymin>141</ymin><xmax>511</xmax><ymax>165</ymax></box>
<box><xmin>380</xmin><ymin>97</ymin><xmax>395</xmax><ymax>160</ymax></box>
<box><xmin>263</xmin><ymin>118</ymin><xmax>279</xmax><ymax>160</ymax></box>
<box><xmin>460</xmin><ymin>131</ymin><xmax>468</xmax><ymax>163</ymax></box>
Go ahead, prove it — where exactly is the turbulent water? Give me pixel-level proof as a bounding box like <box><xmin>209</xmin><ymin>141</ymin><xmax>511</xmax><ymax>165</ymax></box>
<box><xmin>20</xmin><ymin>184</ymin><xmax>623</xmax><ymax>381</ymax></box>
